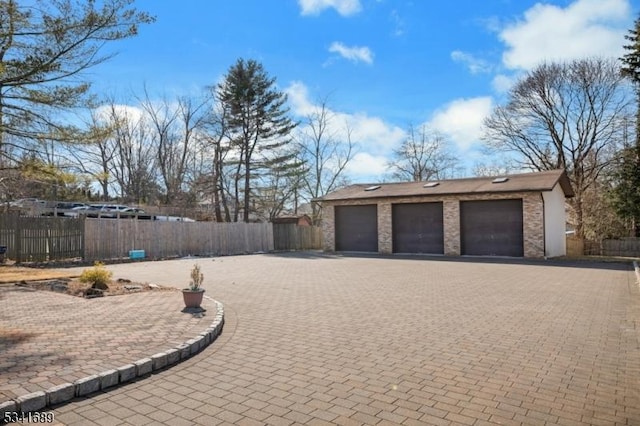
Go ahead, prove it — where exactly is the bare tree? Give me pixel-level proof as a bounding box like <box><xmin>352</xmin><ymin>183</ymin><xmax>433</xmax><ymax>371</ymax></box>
<box><xmin>296</xmin><ymin>99</ymin><xmax>354</xmax><ymax>225</ymax></box>
<box><xmin>470</xmin><ymin>158</ymin><xmax>516</xmax><ymax>177</ymax></box>
<box><xmin>483</xmin><ymin>58</ymin><xmax>631</xmax><ymax>238</ymax></box>
<box><xmin>68</xmin><ymin>110</ymin><xmax>117</xmax><ymax>200</ymax></box>
<box><xmin>101</xmin><ymin>102</ymin><xmax>157</xmax><ymax>202</ymax></box>
<box><xmin>387</xmin><ymin>124</ymin><xmax>458</xmax><ymax>182</ymax></box>
<box><xmin>140</xmin><ymin>94</ymin><xmax>177</xmax><ymax>203</ymax></box>
<box><xmin>193</xmin><ymin>101</ymin><xmax>232</xmax><ymax>222</ymax></box>
<box><xmin>140</xmin><ymin>92</ymin><xmax>209</xmax><ymax>205</ymax></box>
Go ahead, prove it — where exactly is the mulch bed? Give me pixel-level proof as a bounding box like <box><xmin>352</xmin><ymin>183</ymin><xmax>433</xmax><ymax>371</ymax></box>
<box><xmin>14</xmin><ymin>278</ymin><xmax>176</xmax><ymax>298</ymax></box>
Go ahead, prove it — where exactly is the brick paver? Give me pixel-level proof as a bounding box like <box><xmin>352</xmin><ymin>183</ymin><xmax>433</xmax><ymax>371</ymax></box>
<box><xmin>4</xmin><ymin>253</ymin><xmax>640</xmax><ymax>425</ymax></box>
<box><xmin>0</xmin><ymin>285</ymin><xmax>216</xmax><ymax>403</ymax></box>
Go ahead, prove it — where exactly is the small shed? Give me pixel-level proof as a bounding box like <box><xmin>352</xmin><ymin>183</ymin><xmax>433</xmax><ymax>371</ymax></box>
<box><xmin>272</xmin><ymin>215</ymin><xmax>313</xmax><ymax>227</ymax></box>
<box><xmin>316</xmin><ymin>169</ymin><xmax>574</xmax><ymax>258</ymax></box>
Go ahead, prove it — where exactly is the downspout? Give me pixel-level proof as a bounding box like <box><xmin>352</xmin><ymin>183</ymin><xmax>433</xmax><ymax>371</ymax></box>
<box><xmin>541</xmin><ymin>193</ymin><xmax>546</xmax><ymax>258</ymax></box>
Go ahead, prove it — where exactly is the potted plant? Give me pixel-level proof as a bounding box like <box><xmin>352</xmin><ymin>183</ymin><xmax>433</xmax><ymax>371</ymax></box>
<box><xmin>183</xmin><ymin>264</ymin><xmax>205</xmax><ymax>308</ymax></box>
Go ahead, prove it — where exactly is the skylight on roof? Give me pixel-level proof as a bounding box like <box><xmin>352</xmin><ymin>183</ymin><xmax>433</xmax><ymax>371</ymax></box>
<box><xmin>364</xmin><ymin>185</ymin><xmax>381</xmax><ymax>191</ymax></box>
<box><xmin>492</xmin><ymin>177</ymin><xmax>509</xmax><ymax>183</ymax></box>
<box><xmin>423</xmin><ymin>182</ymin><xmax>440</xmax><ymax>188</ymax></box>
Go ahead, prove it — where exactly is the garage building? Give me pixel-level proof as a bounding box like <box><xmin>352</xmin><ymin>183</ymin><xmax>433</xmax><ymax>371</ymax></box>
<box><xmin>317</xmin><ymin>169</ymin><xmax>574</xmax><ymax>258</ymax></box>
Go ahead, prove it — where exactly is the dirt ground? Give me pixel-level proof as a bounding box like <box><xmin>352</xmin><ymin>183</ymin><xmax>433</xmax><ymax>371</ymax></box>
<box><xmin>0</xmin><ymin>264</ymin><xmax>174</xmax><ymax>298</ymax></box>
<box><xmin>14</xmin><ymin>279</ymin><xmax>175</xmax><ymax>297</ymax></box>
<box><xmin>0</xmin><ymin>264</ymin><xmax>79</xmax><ymax>283</ymax></box>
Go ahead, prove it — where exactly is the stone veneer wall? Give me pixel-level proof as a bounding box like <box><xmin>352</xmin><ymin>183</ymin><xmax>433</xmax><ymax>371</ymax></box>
<box><xmin>443</xmin><ymin>200</ymin><xmax>460</xmax><ymax>256</ymax></box>
<box><xmin>322</xmin><ymin>203</ymin><xmax>335</xmax><ymax>252</ymax></box>
<box><xmin>321</xmin><ymin>191</ymin><xmax>546</xmax><ymax>258</ymax></box>
<box><xmin>522</xmin><ymin>193</ymin><xmax>545</xmax><ymax>257</ymax></box>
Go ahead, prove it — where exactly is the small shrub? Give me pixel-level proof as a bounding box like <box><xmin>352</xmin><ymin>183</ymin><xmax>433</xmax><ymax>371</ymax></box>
<box><xmin>79</xmin><ymin>262</ymin><xmax>113</xmax><ymax>289</ymax></box>
<box><xmin>189</xmin><ymin>263</ymin><xmax>204</xmax><ymax>291</ymax></box>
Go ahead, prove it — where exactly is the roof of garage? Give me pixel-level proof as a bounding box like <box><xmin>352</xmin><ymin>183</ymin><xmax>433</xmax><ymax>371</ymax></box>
<box><xmin>318</xmin><ymin>169</ymin><xmax>574</xmax><ymax>202</ymax></box>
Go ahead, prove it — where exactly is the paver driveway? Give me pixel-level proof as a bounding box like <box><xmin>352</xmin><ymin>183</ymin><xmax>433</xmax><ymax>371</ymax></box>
<box><xmin>49</xmin><ymin>254</ymin><xmax>639</xmax><ymax>425</ymax></box>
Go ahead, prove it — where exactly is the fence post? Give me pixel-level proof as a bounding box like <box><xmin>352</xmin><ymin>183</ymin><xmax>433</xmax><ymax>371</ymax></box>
<box><xmin>15</xmin><ymin>215</ymin><xmax>22</xmax><ymax>263</ymax></box>
<box><xmin>80</xmin><ymin>216</ymin><xmax>86</xmax><ymax>260</ymax></box>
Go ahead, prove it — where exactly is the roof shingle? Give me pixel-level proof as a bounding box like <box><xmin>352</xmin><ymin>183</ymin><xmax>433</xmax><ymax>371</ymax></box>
<box><xmin>317</xmin><ymin>169</ymin><xmax>574</xmax><ymax>201</ymax></box>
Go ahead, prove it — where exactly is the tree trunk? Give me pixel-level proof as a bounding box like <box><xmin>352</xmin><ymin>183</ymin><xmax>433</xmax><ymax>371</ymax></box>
<box><xmin>0</xmin><ymin>101</ymin><xmax>4</xmax><ymax>168</ymax></box>
<box><xmin>573</xmin><ymin>196</ymin><xmax>584</xmax><ymax>239</ymax></box>
<box><xmin>213</xmin><ymin>181</ymin><xmax>222</xmax><ymax>222</ymax></box>
<box><xmin>101</xmin><ymin>181</ymin><xmax>109</xmax><ymax>200</ymax></box>
<box><xmin>243</xmin><ymin>155</ymin><xmax>250</xmax><ymax>223</ymax></box>
<box><xmin>232</xmin><ymin>154</ymin><xmax>242</xmax><ymax>222</ymax></box>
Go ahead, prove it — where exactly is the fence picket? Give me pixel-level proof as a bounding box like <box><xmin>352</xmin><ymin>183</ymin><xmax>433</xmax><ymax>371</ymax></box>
<box><xmin>273</xmin><ymin>224</ymin><xmax>323</xmax><ymax>251</ymax></box>
<box><xmin>0</xmin><ymin>213</ymin><xmax>84</xmax><ymax>262</ymax></box>
<box><xmin>83</xmin><ymin>220</ymin><xmax>295</xmax><ymax>260</ymax></box>
<box><xmin>0</xmin><ymin>213</ymin><xmax>322</xmax><ymax>262</ymax></box>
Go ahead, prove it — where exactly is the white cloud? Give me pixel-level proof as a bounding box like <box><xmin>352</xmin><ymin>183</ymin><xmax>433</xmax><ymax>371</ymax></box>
<box><xmin>499</xmin><ymin>0</ymin><xmax>631</xmax><ymax>70</ymax></box>
<box><xmin>345</xmin><ymin>152</ymin><xmax>389</xmax><ymax>177</ymax></box>
<box><xmin>343</xmin><ymin>113</ymin><xmax>405</xmax><ymax>153</ymax></box>
<box><xmin>427</xmin><ymin>97</ymin><xmax>493</xmax><ymax>151</ymax></box>
<box><xmin>286</xmin><ymin>81</ymin><xmax>404</xmax><ymax>153</ymax></box>
<box><xmin>285</xmin><ymin>81</ymin><xmax>317</xmax><ymax>116</ymax></box>
<box><xmin>93</xmin><ymin>104</ymin><xmax>145</xmax><ymax>124</ymax></box>
<box><xmin>491</xmin><ymin>74</ymin><xmax>518</xmax><ymax>93</ymax></box>
<box><xmin>285</xmin><ymin>81</ymin><xmax>406</xmax><ymax>180</ymax></box>
<box><xmin>328</xmin><ymin>42</ymin><xmax>374</xmax><ymax>65</ymax></box>
<box><xmin>390</xmin><ymin>10</ymin><xmax>406</xmax><ymax>37</ymax></box>
<box><xmin>298</xmin><ymin>0</ymin><xmax>361</xmax><ymax>16</ymax></box>
<box><xmin>451</xmin><ymin>50</ymin><xmax>492</xmax><ymax>74</ymax></box>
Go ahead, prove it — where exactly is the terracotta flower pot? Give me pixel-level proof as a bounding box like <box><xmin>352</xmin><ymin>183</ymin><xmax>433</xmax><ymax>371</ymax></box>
<box><xmin>182</xmin><ymin>288</ymin><xmax>205</xmax><ymax>308</ymax></box>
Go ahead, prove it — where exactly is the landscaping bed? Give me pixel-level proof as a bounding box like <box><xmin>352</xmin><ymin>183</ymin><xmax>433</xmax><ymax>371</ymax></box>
<box><xmin>1</xmin><ymin>264</ymin><xmax>174</xmax><ymax>298</ymax></box>
<box><xmin>14</xmin><ymin>278</ymin><xmax>175</xmax><ymax>298</ymax></box>
<box><xmin>0</xmin><ymin>264</ymin><xmax>81</xmax><ymax>283</ymax></box>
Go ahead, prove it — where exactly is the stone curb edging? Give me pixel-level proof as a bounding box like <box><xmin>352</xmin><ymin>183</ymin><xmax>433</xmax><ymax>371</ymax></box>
<box><xmin>0</xmin><ymin>299</ymin><xmax>224</xmax><ymax>419</ymax></box>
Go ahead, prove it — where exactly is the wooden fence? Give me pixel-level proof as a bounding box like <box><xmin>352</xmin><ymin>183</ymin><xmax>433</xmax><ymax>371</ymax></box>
<box><xmin>273</xmin><ymin>224</ymin><xmax>323</xmax><ymax>251</ymax></box>
<box><xmin>565</xmin><ymin>237</ymin><xmax>584</xmax><ymax>257</ymax></box>
<box><xmin>0</xmin><ymin>213</ymin><xmax>84</xmax><ymax>262</ymax></box>
<box><xmin>567</xmin><ymin>236</ymin><xmax>640</xmax><ymax>257</ymax></box>
<box><xmin>0</xmin><ymin>214</ymin><xmax>323</xmax><ymax>262</ymax></box>
<box><xmin>587</xmin><ymin>238</ymin><xmax>640</xmax><ymax>257</ymax></box>
<box><xmin>84</xmin><ymin>219</ymin><xmax>275</xmax><ymax>261</ymax></box>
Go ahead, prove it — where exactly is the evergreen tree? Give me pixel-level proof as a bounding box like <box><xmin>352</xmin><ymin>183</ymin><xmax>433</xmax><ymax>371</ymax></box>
<box><xmin>0</xmin><ymin>0</ymin><xmax>154</xmax><ymax>168</ymax></box>
<box><xmin>622</xmin><ymin>16</ymin><xmax>640</xmax><ymax>84</ymax></box>
<box><xmin>621</xmin><ymin>15</ymin><xmax>640</xmax><ymax>145</ymax></box>
<box><xmin>217</xmin><ymin>59</ymin><xmax>297</xmax><ymax>222</ymax></box>
<box><xmin>610</xmin><ymin>145</ymin><xmax>640</xmax><ymax>236</ymax></box>
<box><xmin>613</xmin><ymin>15</ymin><xmax>640</xmax><ymax>235</ymax></box>
<box><xmin>254</xmin><ymin>144</ymin><xmax>307</xmax><ymax>221</ymax></box>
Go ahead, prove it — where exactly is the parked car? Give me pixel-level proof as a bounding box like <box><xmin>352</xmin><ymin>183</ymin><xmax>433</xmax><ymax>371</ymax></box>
<box><xmin>155</xmin><ymin>215</ymin><xmax>196</xmax><ymax>222</ymax></box>
<box><xmin>88</xmin><ymin>204</ymin><xmax>129</xmax><ymax>211</ymax></box>
<box><xmin>64</xmin><ymin>205</ymin><xmax>93</xmax><ymax>217</ymax></box>
<box><xmin>45</xmin><ymin>202</ymin><xmax>88</xmax><ymax>217</ymax></box>
<box><xmin>122</xmin><ymin>207</ymin><xmax>146</xmax><ymax>214</ymax></box>
<box><xmin>9</xmin><ymin>198</ymin><xmax>46</xmax><ymax>207</ymax></box>
<box><xmin>56</xmin><ymin>202</ymin><xmax>88</xmax><ymax>209</ymax></box>
<box><xmin>85</xmin><ymin>204</ymin><xmax>130</xmax><ymax>217</ymax></box>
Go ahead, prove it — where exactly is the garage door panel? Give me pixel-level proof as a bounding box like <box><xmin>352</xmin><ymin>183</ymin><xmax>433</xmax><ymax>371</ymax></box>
<box><xmin>335</xmin><ymin>205</ymin><xmax>378</xmax><ymax>252</ymax></box>
<box><xmin>460</xmin><ymin>199</ymin><xmax>523</xmax><ymax>257</ymax></box>
<box><xmin>392</xmin><ymin>202</ymin><xmax>444</xmax><ymax>254</ymax></box>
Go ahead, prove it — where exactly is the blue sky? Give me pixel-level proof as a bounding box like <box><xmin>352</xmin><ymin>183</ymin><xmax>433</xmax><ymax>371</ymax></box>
<box><xmin>92</xmin><ymin>0</ymin><xmax>638</xmax><ymax>182</ymax></box>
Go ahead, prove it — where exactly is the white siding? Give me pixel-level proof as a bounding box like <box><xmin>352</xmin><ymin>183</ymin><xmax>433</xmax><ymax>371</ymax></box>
<box><xmin>542</xmin><ymin>184</ymin><xmax>567</xmax><ymax>257</ymax></box>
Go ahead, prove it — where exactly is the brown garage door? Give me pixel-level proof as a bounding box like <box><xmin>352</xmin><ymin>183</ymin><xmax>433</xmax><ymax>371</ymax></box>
<box><xmin>460</xmin><ymin>199</ymin><xmax>523</xmax><ymax>257</ymax></box>
<box><xmin>392</xmin><ymin>202</ymin><xmax>444</xmax><ymax>254</ymax></box>
<box><xmin>335</xmin><ymin>205</ymin><xmax>378</xmax><ymax>252</ymax></box>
